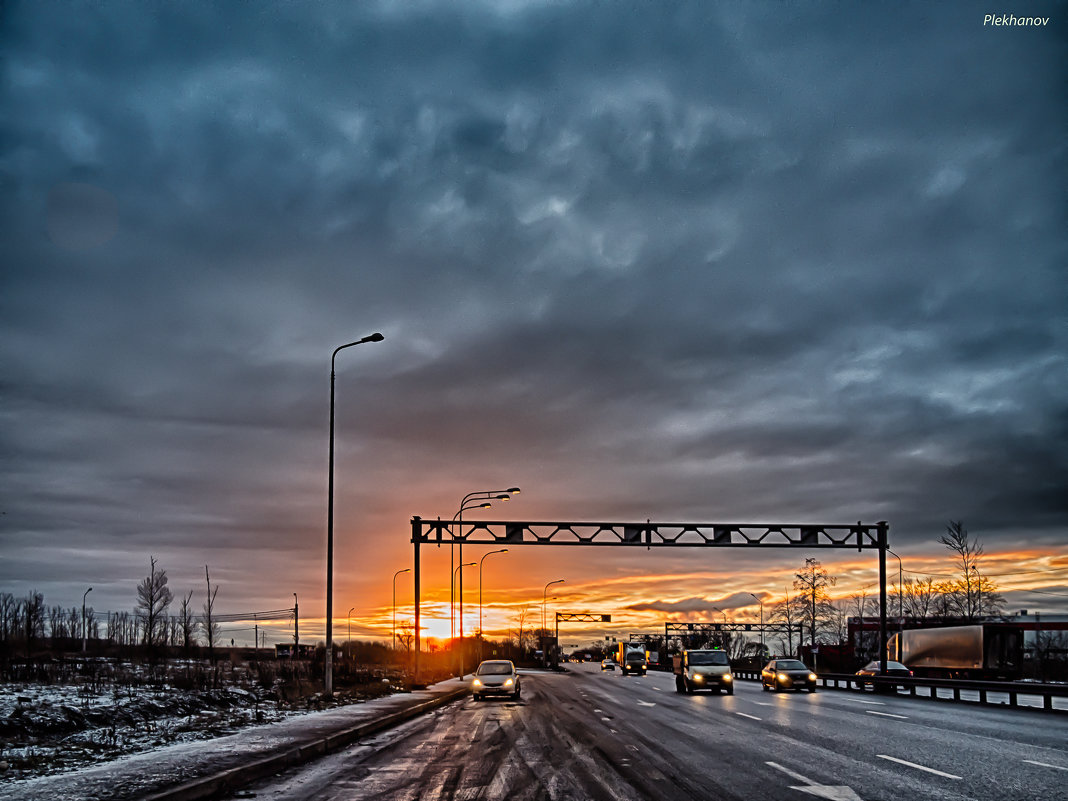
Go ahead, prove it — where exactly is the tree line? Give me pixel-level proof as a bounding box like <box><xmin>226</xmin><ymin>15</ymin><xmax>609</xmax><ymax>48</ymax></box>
<box><xmin>0</xmin><ymin>557</ymin><xmax>228</xmax><ymax>660</ymax></box>
<box><xmin>765</xmin><ymin>521</ymin><xmax>1008</xmax><ymax>655</ymax></box>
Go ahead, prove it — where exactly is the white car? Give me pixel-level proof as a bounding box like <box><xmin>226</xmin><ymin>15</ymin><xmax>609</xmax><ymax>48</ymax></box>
<box><xmin>471</xmin><ymin>659</ymin><xmax>521</xmax><ymax>701</ymax></box>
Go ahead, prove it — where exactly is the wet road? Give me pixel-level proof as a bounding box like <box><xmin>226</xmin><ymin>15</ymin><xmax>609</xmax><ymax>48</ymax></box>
<box><xmin>227</xmin><ymin>663</ymin><xmax>1068</xmax><ymax>800</ymax></box>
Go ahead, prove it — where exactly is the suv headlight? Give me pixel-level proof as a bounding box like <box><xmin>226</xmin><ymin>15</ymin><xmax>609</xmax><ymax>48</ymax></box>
<box><xmin>693</xmin><ymin>673</ymin><xmax>704</xmax><ymax>681</ymax></box>
<box><xmin>723</xmin><ymin>674</ymin><xmax>732</xmax><ymax>681</ymax></box>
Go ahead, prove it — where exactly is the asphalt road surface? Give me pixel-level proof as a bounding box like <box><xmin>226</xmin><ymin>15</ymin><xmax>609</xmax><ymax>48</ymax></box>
<box><xmin>225</xmin><ymin>663</ymin><xmax>1068</xmax><ymax>801</ymax></box>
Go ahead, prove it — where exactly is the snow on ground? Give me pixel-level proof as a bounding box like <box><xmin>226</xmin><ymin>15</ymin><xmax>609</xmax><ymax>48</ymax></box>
<box><xmin>0</xmin><ymin>679</ymin><xmax>299</xmax><ymax>781</ymax></box>
<box><xmin>0</xmin><ymin>681</ymin><xmax>458</xmax><ymax>801</ymax></box>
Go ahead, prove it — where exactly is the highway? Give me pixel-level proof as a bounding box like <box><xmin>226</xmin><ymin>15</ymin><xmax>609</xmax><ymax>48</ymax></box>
<box><xmin>226</xmin><ymin>662</ymin><xmax>1068</xmax><ymax>801</ymax></box>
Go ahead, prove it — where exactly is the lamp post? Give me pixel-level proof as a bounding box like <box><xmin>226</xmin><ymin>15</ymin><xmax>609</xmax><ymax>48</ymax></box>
<box><xmin>451</xmin><ymin>501</ymin><xmax>491</xmax><ymax>650</ymax></box>
<box><xmin>82</xmin><ymin>587</ymin><xmax>92</xmax><ymax>653</ymax></box>
<box><xmin>452</xmin><ymin>487</ymin><xmax>519</xmax><ymax>678</ymax></box>
<box><xmin>542</xmin><ymin>579</ymin><xmax>564</xmax><ymax>667</ymax></box>
<box><xmin>325</xmin><ymin>332</ymin><xmax>384</xmax><ymax>696</ymax></box>
<box><xmin>393</xmin><ymin>568</ymin><xmax>410</xmax><ymax>653</ymax></box>
<box><xmin>479</xmin><ymin>549</ymin><xmax>508</xmax><ymax>659</ymax></box>
<box><xmin>748</xmin><ymin>592</ymin><xmax>764</xmax><ymax>658</ymax></box>
<box><xmin>886</xmin><ymin>549</ymin><xmax>903</xmax><ymax>619</ymax></box>
<box><xmin>453</xmin><ymin>562</ymin><xmax>476</xmax><ymax>677</ymax></box>
<box><xmin>347</xmin><ymin>607</ymin><xmax>355</xmax><ymax>662</ymax></box>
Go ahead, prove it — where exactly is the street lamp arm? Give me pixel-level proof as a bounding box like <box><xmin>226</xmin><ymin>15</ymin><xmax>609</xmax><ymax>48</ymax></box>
<box><xmin>332</xmin><ymin>333</ymin><xmax>384</xmax><ymax>363</ymax></box>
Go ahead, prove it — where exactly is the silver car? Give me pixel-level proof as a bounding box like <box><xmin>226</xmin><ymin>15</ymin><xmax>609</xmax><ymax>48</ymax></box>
<box><xmin>471</xmin><ymin>659</ymin><xmax>521</xmax><ymax>701</ymax></box>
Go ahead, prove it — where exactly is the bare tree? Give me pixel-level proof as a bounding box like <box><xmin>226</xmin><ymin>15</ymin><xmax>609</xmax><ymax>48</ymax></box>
<box><xmin>512</xmin><ymin>606</ymin><xmax>532</xmax><ymax>653</ymax></box>
<box><xmin>769</xmin><ymin>588</ymin><xmax>798</xmax><ymax>657</ymax></box>
<box><xmin>202</xmin><ymin>565</ymin><xmax>220</xmax><ymax>670</ymax></box>
<box><xmin>22</xmin><ymin>591</ymin><xmax>46</xmax><ymax>656</ymax></box>
<box><xmin>178</xmin><ymin>590</ymin><xmax>198</xmax><ymax>653</ymax></box>
<box><xmin>136</xmin><ymin>556</ymin><xmax>174</xmax><ymax>652</ymax></box>
<box><xmin>49</xmin><ymin>605</ymin><xmax>66</xmax><ymax>642</ymax></box>
<box><xmin>793</xmin><ymin>558</ymin><xmax>837</xmax><ymax>646</ymax></box>
<box><xmin>901</xmin><ymin>576</ymin><xmax>936</xmax><ymax>619</ymax></box>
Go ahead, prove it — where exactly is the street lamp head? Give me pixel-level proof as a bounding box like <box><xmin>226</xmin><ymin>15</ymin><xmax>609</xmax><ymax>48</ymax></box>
<box><xmin>361</xmin><ymin>332</ymin><xmax>385</xmax><ymax>343</ymax></box>
<box><xmin>478</xmin><ymin>502</ymin><xmax>491</xmax><ymax>509</ymax></box>
<box><xmin>507</xmin><ymin>487</ymin><xmax>520</xmax><ymax>495</ymax></box>
<box><xmin>495</xmin><ymin>494</ymin><xmax>510</xmax><ymax>501</ymax></box>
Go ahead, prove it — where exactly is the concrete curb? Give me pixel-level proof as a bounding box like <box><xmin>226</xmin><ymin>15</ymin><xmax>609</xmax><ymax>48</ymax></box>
<box><xmin>141</xmin><ymin>687</ymin><xmax>469</xmax><ymax>801</ymax></box>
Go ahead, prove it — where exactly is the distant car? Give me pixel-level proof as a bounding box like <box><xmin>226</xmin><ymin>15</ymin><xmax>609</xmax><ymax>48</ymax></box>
<box><xmin>601</xmin><ymin>659</ymin><xmax>616</xmax><ymax>671</ymax></box>
<box><xmin>854</xmin><ymin>660</ymin><xmax>912</xmax><ymax>691</ymax></box>
<box><xmin>761</xmin><ymin>659</ymin><xmax>818</xmax><ymax>692</ymax></box>
<box><xmin>471</xmin><ymin>660</ymin><xmax>521</xmax><ymax>701</ymax></box>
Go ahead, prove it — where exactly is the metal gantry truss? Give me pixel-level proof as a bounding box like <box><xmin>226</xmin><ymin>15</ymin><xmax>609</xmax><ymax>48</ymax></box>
<box><xmin>409</xmin><ymin>517</ymin><xmax>890</xmax><ymax>679</ymax></box>
<box><xmin>411</xmin><ymin>518</ymin><xmax>886</xmax><ymax>549</ymax></box>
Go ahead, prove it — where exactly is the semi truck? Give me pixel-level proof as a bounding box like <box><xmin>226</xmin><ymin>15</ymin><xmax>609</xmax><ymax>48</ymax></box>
<box><xmin>616</xmin><ymin>643</ymin><xmax>648</xmax><ymax>676</ymax></box>
<box><xmin>888</xmin><ymin>624</ymin><xmax>1023</xmax><ymax>680</ymax></box>
<box><xmin>673</xmin><ymin>649</ymin><xmax>734</xmax><ymax>694</ymax></box>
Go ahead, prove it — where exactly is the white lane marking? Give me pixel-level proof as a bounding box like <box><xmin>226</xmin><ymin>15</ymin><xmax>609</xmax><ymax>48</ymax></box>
<box><xmin>1024</xmin><ymin>760</ymin><xmax>1068</xmax><ymax>771</ymax></box>
<box><xmin>766</xmin><ymin>762</ymin><xmax>865</xmax><ymax>800</ymax></box>
<box><xmin>866</xmin><ymin>710</ymin><xmax>908</xmax><ymax>719</ymax></box>
<box><xmin>736</xmin><ymin>712</ymin><xmax>762</xmax><ymax>720</ymax></box>
<box><xmin>876</xmin><ymin>755</ymin><xmax>961</xmax><ymax>779</ymax></box>
<box><xmin>843</xmin><ymin>697</ymin><xmax>885</xmax><ymax>705</ymax></box>
<box><xmin>752</xmin><ymin>701</ymin><xmax>774</xmax><ymax>706</ymax></box>
<box><xmin>766</xmin><ymin>761</ymin><xmax>810</xmax><ymax>783</ymax></box>
<box><xmin>601</xmin><ymin>717</ymin><xmax>611</xmax><ymax>721</ymax></box>
<box><xmin>637</xmin><ymin>700</ymin><xmax>656</xmax><ymax>707</ymax></box>
<box><xmin>593</xmin><ymin>708</ymin><xmax>603</xmax><ymax>713</ymax></box>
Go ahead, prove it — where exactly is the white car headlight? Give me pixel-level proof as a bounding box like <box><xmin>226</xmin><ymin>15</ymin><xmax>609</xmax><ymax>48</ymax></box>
<box><xmin>723</xmin><ymin>674</ymin><xmax>732</xmax><ymax>681</ymax></box>
<box><xmin>809</xmin><ymin>673</ymin><xmax>817</xmax><ymax>681</ymax></box>
<box><xmin>504</xmin><ymin>678</ymin><xmax>513</xmax><ymax>687</ymax></box>
<box><xmin>472</xmin><ymin>679</ymin><xmax>482</xmax><ymax>687</ymax></box>
<box><xmin>693</xmin><ymin>673</ymin><xmax>703</xmax><ymax>681</ymax></box>
<box><xmin>778</xmin><ymin>673</ymin><xmax>788</xmax><ymax>682</ymax></box>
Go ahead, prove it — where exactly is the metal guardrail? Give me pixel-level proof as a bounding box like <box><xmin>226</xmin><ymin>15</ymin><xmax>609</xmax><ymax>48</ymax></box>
<box><xmin>732</xmin><ymin>670</ymin><xmax>1068</xmax><ymax>712</ymax></box>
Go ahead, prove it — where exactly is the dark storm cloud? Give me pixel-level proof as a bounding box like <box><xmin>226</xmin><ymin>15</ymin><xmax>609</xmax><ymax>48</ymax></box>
<box><xmin>1</xmin><ymin>1</ymin><xmax>1065</xmax><ymax>616</ymax></box>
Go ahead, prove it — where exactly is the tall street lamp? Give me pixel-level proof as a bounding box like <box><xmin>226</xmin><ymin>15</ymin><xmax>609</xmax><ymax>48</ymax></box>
<box><xmin>479</xmin><ymin>549</ymin><xmax>508</xmax><ymax>659</ymax></box>
<box><xmin>325</xmin><ymin>332</ymin><xmax>384</xmax><ymax>696</ymax></box>
<box><xmin>451</xmin><ymin>501</ymin><xmax>491</xmax><ymax>648</ymax></box>
<box><xmin>452</xmin><ymin>487</ymin><xmax>519</xmax><ymax>677</ymax></box>
<box><xmin>453</xmin><ymin>562</ymin><xmax>476</xmax><ymax>677</ymax></box>
<box><xmin>543</xmin><ymin>579</ymin><xmax>564</xmax><ymax>666</ymax></box>
<box><xmin>886</xmin><ymin>549</ymin><xmax>904</xmax><ymax>619</ymax></box>
<box><xmin>347</xmin><ymin>607</ymin><xmax>355</xmax><ymax>662</ymax></box>
<box><xmin>82</xmin><ymin>587</ymin><xmax>92</xmax><ymax>653</ymax></box>
<box><xmin>748</xmin><ymin>592</ymin><xmax>764</xmax><ymax>658</ymax></box>
<box><xmin>393</xmin><ymin>568</ymin><xmax>411</xmax><ymax>654</ymax></box>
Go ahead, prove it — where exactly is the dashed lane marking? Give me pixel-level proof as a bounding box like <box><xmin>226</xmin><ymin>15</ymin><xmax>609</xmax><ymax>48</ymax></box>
<box><xmin>876</xmin><ymin>755</ymin><xmax>961</xmax><ymax>779</ymax></box>
<box><xmin>1024</xmin><ymin>760</ymin><xmax>1068</xmax><ymax>771</ymax></box>
<box><xmin>866</xmin><ymin>711</ymin><xmax>908</xmax><ymax>719</ymax></box>
<box><xmin>736</xmin><ymin>712</ymin><xmax>761</xmax><ymax>721</ymax></box>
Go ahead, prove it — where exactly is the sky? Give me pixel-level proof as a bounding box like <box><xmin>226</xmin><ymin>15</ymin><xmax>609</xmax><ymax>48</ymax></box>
<box><xmin>2</xmin><ymin>0</ymin><xmax>1066</xmax><ymax>649</ymax></box>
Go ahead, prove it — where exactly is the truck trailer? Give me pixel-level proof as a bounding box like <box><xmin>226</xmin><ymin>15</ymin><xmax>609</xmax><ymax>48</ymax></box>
<box><xmin>888</xmin><ymin>624</ymin><xmax>1023</xmax><ymax>680</ymax></box>
<box><xmin>616</xmin><ymin>643</ymin><xmax>648</xmax><ymax>676</ymax></box>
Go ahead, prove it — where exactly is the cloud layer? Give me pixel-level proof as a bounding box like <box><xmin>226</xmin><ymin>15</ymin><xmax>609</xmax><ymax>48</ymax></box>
<box><xmin>1</xmin><ymin>1</ymin><xmax>1065</xmax><ymax>637</ymax></box>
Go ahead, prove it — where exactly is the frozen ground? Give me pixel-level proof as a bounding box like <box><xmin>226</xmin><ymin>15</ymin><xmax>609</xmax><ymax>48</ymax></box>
<box><xmin>0</xmin><ymin>679</ymin><xmax>298</xmax><ymax>781</ymax></box>
<box><xmin>0</xmin><ymin>679</ymin><xmax>463</xmax><ymax>801</ymax></box>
